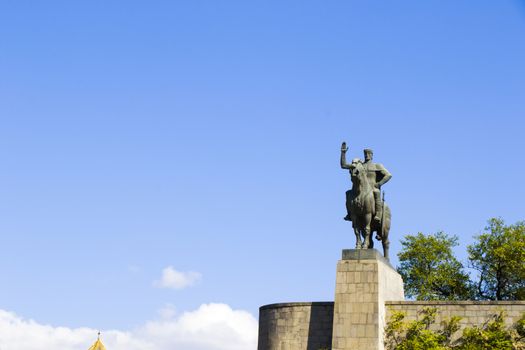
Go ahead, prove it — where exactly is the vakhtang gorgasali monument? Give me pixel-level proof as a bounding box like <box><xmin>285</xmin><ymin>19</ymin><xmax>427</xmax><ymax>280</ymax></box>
<box><xmin>331</xmin><ymin>143</ymin><xmax>404</xmax><ymax>350</ymax></box>
<box><xmin>340</xmin><ymin>142</ymin><xmax>392</xmax><ymax>261</ymax></box>
<box><xmin>257</xmin><ymin>143</ymin><xmax>525</xmax><ymax>350</ymax></box>
<box><xmin>257</xmin><ymin>143</ymin><xmax>405</xmax><ymax>350</ymax></box>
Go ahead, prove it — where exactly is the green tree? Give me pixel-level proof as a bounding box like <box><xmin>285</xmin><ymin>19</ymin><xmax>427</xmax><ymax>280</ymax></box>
<box><xmin>516</xmin><ymin>313</ymin><xmax>525</xmax><ymax>340</ymax></box>
<box><xmin>384</xmin><ymin>307</ymin><xmax>461</xmax><ymax>350</ymax></box>
<box><xmin>468</xmin><ymin>218</ymin><xmax>525</xmax><ymax>300</ymax></box>
<box><xmin>398</xmin><ymin>232</ymin><xmax>472</xmax><ymax>300</ymax></box>
<box><xmin>457</xmin><ymin>313</ymin><xmax>513</xmax><ymax>350</ymax></box>
<box><xmin>385</xmin><ymin>310</ymin><xmax>525</xmax><ymax>350</ymax></box>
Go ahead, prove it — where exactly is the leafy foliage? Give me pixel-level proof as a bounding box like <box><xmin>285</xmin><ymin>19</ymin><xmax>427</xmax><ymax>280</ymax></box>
<box><xmin>397</xmin><ymin>232</ymin><xmax>472</xmax><ymax>300</ymax></box>
<box><xmin>516</xmin><ymin>313</ymin><xmax>525</xmax><ymax>341</ymax></box>
<box><xmin>398</xmin><ymin>218</ymin><xmax>525</xmax><ymax>301</ymax></box>
<box><xmin>385</xmin><ymin>307</ymin><xmax>460</xmax><ymax>350</ymax></box>
<box><xmin>468</xmin><ymin>218</ymin><xmax>525</xmax><ymax>301</ymax></box>
<box><xmin>457</xmin><ymin>312</ymin><xmax>513</xmax><ymax>350</ymax></box>
<box><xmin>385</xmin><ymin>309</ymin><xmax>525</xmax><ymax>350</ymax></box>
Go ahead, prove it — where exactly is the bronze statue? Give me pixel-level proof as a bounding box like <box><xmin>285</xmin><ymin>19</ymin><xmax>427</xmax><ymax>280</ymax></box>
<box><xmin>340</xmin><ymin>142</ymin><xmax>392</xmax><ymax>260</ymax></box>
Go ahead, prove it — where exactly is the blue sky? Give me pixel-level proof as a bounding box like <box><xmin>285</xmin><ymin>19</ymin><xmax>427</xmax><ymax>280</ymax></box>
<box><xmin>0</xmin><ymin>1</ymin><xmax>524</xmax><ymax>349</ymax></box>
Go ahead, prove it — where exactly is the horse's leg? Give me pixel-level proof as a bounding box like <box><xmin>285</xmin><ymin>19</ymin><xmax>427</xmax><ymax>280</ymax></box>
<box><xmin>362</xmin><ymin>227</ymin><xmax>371</xmax><ymax>249</ymax></box>
<box><xmin>354</xmin><ymin>227</ymin><xmax>361</xmax><ymax>249</ymax></box>
<box><xmin>362</xmin><ymin>214</ymin><xmax>372</xmax><ymax>249</ymax></box>
<box><xmin>382</xmin><ymin>239</ymin><xmax>390</xmax><ymax>262</ymax></box>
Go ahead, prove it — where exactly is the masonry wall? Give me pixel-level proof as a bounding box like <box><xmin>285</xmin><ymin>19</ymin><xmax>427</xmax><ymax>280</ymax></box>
<box><xmin>257</xmin><ymin>249</ymin><xmax>525</xmax><ymax>350</ymax></box>
<box><xmin>259</xmin><ymin>301</ymin><xmax>525</xmax><ymax>350</ymax></box>
<box><xmin>332</xmin><ymin>250</ymin><xmax>405</xmax><ymax>350</ymax></box>
<box><xmin>386</xmin><ymin>301</ymin><xmax>525</xmax><ymax>331</ymax></box>
<box><xmin>258</xmin><ymin>302</ymin><xmax>334</xmax><ymax>350</ymax></box>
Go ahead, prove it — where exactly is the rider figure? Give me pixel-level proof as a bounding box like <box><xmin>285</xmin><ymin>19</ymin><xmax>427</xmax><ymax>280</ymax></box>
<box><xmin>341</xmin><ymin>143</ymin><xmax>392</xmax><ymax>224</ymax></box>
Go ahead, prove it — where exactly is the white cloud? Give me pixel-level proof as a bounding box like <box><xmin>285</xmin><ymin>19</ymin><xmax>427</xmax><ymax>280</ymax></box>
<box><xmin>153</xmin><ymin>266</ymin><xmax>202</xmax><ymax>290</ymax></box>
<box><xmin>0</xmin><ymin>303</ymin><xmax>258</xmax><ymax>350</ymax></box>
<box><xmin>0</xmin><ymin>309</ymin><xmax>149</xmax><ymax>350</ymax></box>
<box><xmin>142</xmin><ymin>303</ymin><xmax>258</xmax><ymax>350</ymax></box>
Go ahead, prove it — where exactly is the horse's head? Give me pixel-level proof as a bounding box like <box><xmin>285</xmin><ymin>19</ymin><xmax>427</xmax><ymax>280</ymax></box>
<box><xmin>349</xmin><ymin>158</ymin><xmax>365</xmax><ymax>180</ymax></box>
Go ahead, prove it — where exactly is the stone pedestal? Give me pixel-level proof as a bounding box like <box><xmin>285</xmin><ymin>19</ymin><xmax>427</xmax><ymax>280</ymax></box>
<box><xmin>258</xmin><ymin>302</ymin><xmax>334</xmax><ymax>350</ymax></box>
<box><xmin>331</xmin><ymin>249</ymin><xmax>404</xmax><ymax>350</ymax></box>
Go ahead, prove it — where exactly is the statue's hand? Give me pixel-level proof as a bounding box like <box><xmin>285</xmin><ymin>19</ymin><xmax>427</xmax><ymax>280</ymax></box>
<box><xmin>341</xmin><ymin>142</ymin><xmax>348</xmax><ymax>152</ymax></box>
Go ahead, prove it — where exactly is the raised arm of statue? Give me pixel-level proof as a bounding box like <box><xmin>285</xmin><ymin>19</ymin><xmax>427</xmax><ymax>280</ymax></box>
<box><xmin>340</xmin><ymin>142</ymin><xmax>351</xmax><ymax>169</ymax></box>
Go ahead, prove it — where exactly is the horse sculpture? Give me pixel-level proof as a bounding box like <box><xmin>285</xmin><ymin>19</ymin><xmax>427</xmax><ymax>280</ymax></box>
<box><xmin>348</xmin><ymin>159</ymin><xmax>391</xmax><ymax>260</ymax></box>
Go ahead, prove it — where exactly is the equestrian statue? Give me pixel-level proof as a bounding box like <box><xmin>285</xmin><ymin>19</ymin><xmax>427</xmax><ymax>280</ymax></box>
<box><xmin>340</xmin><ymin>142</ymin><xmax>392</xmax><ymax>261</ymax></box>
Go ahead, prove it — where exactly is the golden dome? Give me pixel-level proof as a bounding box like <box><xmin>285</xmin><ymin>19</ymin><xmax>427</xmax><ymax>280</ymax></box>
<box><xmin>88</xmin><ymin>334</ymin><xmax>107</xmax><ymax>350</ymax></box>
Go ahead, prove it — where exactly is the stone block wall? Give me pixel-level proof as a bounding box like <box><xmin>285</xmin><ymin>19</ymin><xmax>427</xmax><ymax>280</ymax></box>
<box><xmin>259</xmin><ymin>300</ymin><xmax>525</xmax><ymax>350</ymax></box>
<box><xmin>258</xmin><ymin>302</ymin><xmax>334</xmax><ymax>350</ymax></box>
<box><xmin>332</xmin><ymin>249</ymin><xmax>404</xmax><ymax>350</ymax></box>
<box><xmin>257</xmin><ymin>250</ymin><xmax>525</xmax><ymax>350</ymax></box>
<box><xmin>386</xmin><ymin>301</ymin><xmax>525</xmax><ymax>334</ymax></box>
